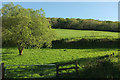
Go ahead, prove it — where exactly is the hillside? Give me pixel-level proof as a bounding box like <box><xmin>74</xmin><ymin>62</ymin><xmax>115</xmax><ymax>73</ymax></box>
<box><xmin>53</xmin><ymin>29</ymin><xmax>119</xmax><ymax>40</ymax></box>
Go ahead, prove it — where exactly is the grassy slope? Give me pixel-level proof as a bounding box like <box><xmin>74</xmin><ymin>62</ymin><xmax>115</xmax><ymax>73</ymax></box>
<box><xmin>3</xmin><ymin>29</ymin><xmax>119</xmax><ymax>65</ymax></box>
<box><xmin>2</xmin><ymin>29</ymin><xmax>119</xmax><ymax>78</ymax></box>
<box><xmin>53</xmin><ymin>29</ymin><xmax>119</xmax><ymax>40</ymax></box>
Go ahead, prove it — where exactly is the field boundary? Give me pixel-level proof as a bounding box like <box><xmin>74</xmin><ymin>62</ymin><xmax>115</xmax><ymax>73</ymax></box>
<box><xmin>56</xmin><ymin>61</ymin><xmax>79</xmax><ymax>77</ymax></box>
<box><xmin>1</xmin><ymin>63</ymin><xmax>56</xmax><ymax>79</ymax></box>
<box><xmin>1</xmin><ymin>61</ymin><xmax>79</xmax><ymax>79</ymax></box>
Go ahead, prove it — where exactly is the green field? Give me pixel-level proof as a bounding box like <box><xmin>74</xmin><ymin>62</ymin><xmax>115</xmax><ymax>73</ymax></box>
<box><xmin>2</xmin><ymin>29</ymin><xmax>120</xmax><ymax>78</ymax></box>
<box><xmin>53</xmin><ymin>29</ymin><xmax>119</xmax><ymax>40</ymax></box>
<box><xmin>2</xmin><ymin>48</ymin><xmax>118</xmax><ymax>65</ymax></box>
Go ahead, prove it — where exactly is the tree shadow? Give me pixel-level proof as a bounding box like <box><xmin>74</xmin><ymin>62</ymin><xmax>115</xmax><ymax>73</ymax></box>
<box><xmin>4</xmin><ymin>64</ymin><xmax>56</xmax><ymax>79</ymax></box>
<box><xmin>2</xmin><ymin>51</ymin><xmax>19</xmax><ymax>61</ymax></box>
<box><xmin>52</xmin><ymin>39</ymin><xmax>119</xmax><ymax>49</ymax></box>
<box><xmin>52</xmin><ymin>55</ymin><xmax>120</xmax><ymax>79</ymax></box>
<box><xmin>4</xmin><ymin>54</ymin><xmax>120</xmax><ymax>79</ymax></box>
<box><xmin>77</xmin><ymin>60</ymin><xmax>120</xmax><ymax>78</ymax></box>
<box><xmin>54</xmin><ymin>60</ymin><xmax>120</xmax><ymax>79</ymax></box>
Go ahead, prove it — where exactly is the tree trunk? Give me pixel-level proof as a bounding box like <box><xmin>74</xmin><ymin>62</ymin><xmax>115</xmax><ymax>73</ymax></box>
<box><xmin>18</xmin><ymin>47</ymin><xmax>24</xmax><ymax>55</ymax></box>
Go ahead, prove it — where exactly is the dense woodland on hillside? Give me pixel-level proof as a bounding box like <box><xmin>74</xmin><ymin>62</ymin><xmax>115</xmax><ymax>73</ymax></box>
<box><xmin>47</xmin><ymin>17</ymin><xmax>119</xmax><ymax>32</ymax></box>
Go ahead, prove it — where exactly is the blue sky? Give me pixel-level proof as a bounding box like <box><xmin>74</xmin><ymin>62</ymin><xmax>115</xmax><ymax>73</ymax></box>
<box><xmin>2</xmin><ymin>2</ymin><xmax>118</xmax><ymax>21</ymax></box>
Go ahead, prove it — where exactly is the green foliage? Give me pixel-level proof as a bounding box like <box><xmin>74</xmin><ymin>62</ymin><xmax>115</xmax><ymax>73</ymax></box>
<box><xmin>2</xmin><ymin>3</ymin><xmax>55</xmax><ymax>49</ymax></box>
<box><xmin>47</xmin><ymin>17</ymin><xmax>119</xmax><ymax>32</ymax></box>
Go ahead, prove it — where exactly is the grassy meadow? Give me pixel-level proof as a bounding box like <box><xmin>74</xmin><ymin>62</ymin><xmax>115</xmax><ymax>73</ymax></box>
<box><xmin>2</xmin><ymin>29</ymin><xmax>120</xmax><ymax>78</ymax></box>
<box><xmin>53</xmin><ymin>29</ymin><xmax>119</xmax><ymax>40</ymax></box>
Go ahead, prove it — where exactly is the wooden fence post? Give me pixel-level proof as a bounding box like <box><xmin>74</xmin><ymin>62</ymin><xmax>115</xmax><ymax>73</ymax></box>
<box><xmin>1</xmin><ymin>63</ymin><xmax>5</xmax><ymax>80</ymax></box>
<box><xmin>75</xmin><ymin>61</ymin><xmax>78</xmax><ymax>72</ymax></box>
<box><xmin>56</xmin><ymin>65</ymin><xmax>59</xmax><ymax>77</ymax></box>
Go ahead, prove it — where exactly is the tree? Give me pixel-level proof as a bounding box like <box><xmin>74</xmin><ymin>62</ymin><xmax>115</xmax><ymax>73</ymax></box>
<box><xmin>2</xmin><ymin>3</ymin><xmax>55</xmax><ymax>55</ymax></box>
<box><xmin>48</xmin><ymin>17</ymin><xmax>118</xmax><ymax>32</ymax></box>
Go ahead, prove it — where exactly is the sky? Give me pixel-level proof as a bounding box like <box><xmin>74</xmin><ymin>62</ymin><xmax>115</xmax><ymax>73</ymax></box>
<box><xmin>1</xmin><ymin>0</ymin><xmax>120</xmax><ymax>2</ymax></box>
<box><xmin>2</xmin><ymin>2</ymin><xmax>118</xmax><ymax>21</ymax></box>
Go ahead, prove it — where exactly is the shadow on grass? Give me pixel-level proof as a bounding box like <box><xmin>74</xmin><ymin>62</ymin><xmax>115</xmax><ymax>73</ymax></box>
<box><xmin>5</xmin><ymin>64</ymin><xmax>56</xmax><ymax>79</ymax></box>
<box><xmin>4</xmin><ymin>54</ymin><xmax>120</xmax><ymax>79</ymax></box>
<box><xmin>52</xmin><ymin>39</ymin><xmax>119</xmax><ymax>49</ymax></box>
<box><xmin>54</xmin><ymin>60</ymin><xmax>120</xmax><ymax>79</ymax></box>
<box><xmin>52</xmin><ymin>55</ymin><xmax>120</xmax><ymax>79</ymax></box>
<box><xmin>2</xmin><ymin>52</ymin><xmax>18</xmax><ymax>61</ymax></box>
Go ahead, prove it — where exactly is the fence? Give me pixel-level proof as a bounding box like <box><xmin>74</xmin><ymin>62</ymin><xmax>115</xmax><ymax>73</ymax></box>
<box><xmin>1</xmin><ymin>63</ymin><xmax>56</xmax><ymax>79</ymax></box>
<box><xmin>56</xmin><ymin>61</ymin><xmax>79</xmax><ymax>77</ymax></box>
<box><xmin>1</xmin><ymin>61</ymin><xmax>79</xmax><ymax>79</ymax></box>
<box><xmin>1</xmin><ymin>63</ymin><xmax>5</xmax><ymax>80</ymax></box>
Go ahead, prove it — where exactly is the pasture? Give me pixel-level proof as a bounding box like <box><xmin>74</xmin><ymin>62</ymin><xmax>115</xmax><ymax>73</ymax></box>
<box><xmin>53</xmin><ymin>29</ymin><xmax>119</xmax><ymax>40</ymax></box>
<box><xmin>2</xmin><ymin>29</ymin><xmax>120</xmax><ymax>78</ymax></box>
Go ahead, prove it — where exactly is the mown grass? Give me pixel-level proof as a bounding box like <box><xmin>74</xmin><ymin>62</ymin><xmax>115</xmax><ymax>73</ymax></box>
<box><xmin>2</xmin><ymin>29</ymin><xmax>120</xmax><ymax>78</ymax></box>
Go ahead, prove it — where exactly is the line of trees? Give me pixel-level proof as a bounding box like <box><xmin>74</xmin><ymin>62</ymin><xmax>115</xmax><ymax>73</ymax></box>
<box><xmin>47</xmin><ymin>17</ymin><xmax>119</xmax><ymax>32</ymax></box>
